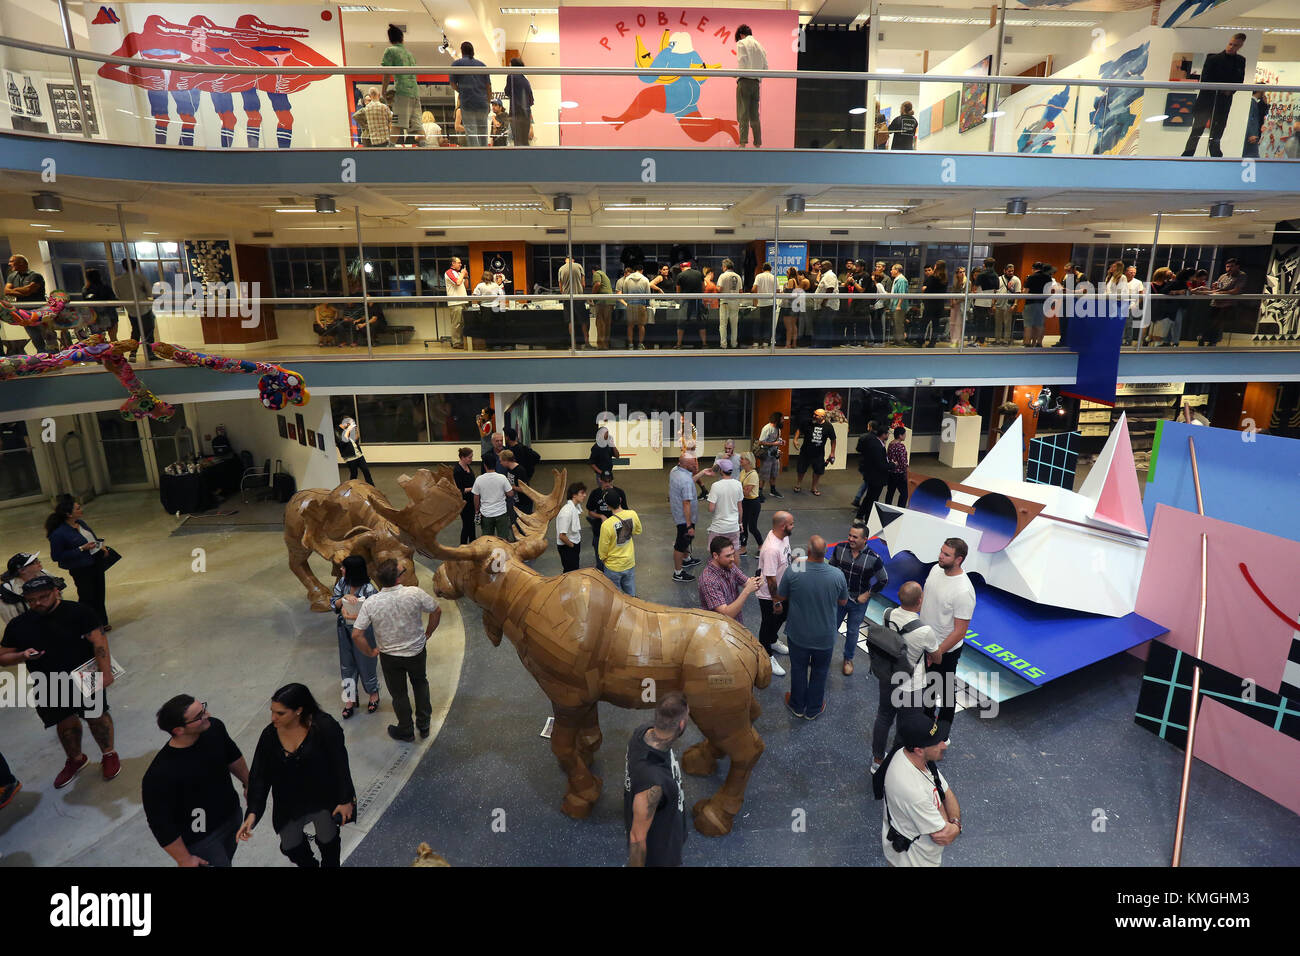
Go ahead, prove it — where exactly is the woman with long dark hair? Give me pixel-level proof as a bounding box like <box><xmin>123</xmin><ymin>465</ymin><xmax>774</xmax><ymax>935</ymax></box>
<box><xmin>45</xmin><ymin>495</ymin><xmax>111</xmax><ymax>630</ymax></box>
<box><xmin>336</xmin><ymin>417</ymin><xmax>374</xmax><ymax>484</ymax></box>
<box><xmin>453</xmin><ymin>446</ymin><xmax>477</xmax><ymax>544</ymax></box>
<box><xmin>330</xmin><ymin>556</ymin><xmax>380</xmax><ymax>719</ymax></box>
<box><xmin>238</xmin><ymin>683</ymin><xmax>356</xmax><ymax>867</ymax></box>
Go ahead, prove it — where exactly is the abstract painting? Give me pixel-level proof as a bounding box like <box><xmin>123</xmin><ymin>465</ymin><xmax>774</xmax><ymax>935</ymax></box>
<box><xmin>959</xmin><ymin>55</ymin><xmax>992</xmax><ymax>133</ymax></box>
<box><xmin>942</xmin><ymin>91</ymin><xmax>959</xmax><ymax>127</ymax></box>
<box><xmin>917</xmin><ymin>105</ymin><xmax>932</xmax><ymax>140</ymax></box>
<box><xmin>931</xmin><ymin>103</ymin><xmax>945</xmax><ymax>134</ymax></box>
<box><xmin>1089</xmin><ymin>41</ymin><xmax>1147</xmax><ymax>155</ymax></box>
<box><xmin>1162</xmin><ymin>91</ymin><xmax>1197</xmax><ymax>127</ymax></box>
<box><xmin>1016</xmin><ymin>87</ymin><xmax>1072</xmax><ymax>153</ymax></box>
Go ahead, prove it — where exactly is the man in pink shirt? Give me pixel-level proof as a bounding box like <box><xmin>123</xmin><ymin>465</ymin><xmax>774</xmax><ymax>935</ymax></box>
<box><xmin>756</xmin><ymin>510</ymin><xmax>794</xmax><ymax>677</ymax></box>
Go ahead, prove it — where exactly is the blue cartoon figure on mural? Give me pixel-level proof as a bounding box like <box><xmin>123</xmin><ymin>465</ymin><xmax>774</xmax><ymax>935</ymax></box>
<box><xmin>601</xmin><ymin>30</ymin><xmax>738</xmax><ymax>144</ymax></box>
<box><xmin>1089</xmin><ymin>41</ymin><xmax>1148</xmax><ymax>155</ymax></box>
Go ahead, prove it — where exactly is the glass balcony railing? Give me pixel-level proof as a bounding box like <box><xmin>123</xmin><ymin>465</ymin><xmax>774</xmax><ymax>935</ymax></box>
<box><xmin>2</xmin><ymin>32</ymin><xmax>1298</xmax><ymax>160</ymax></box>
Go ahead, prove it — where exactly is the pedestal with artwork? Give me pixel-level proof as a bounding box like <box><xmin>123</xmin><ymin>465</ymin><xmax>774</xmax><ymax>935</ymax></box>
<box><xmin>939</xmin><ymin>413</ymin><xmax>982</xmax><ymax>469</ymax></box>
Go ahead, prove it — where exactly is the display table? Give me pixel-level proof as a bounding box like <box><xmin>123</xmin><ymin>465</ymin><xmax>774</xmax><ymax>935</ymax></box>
<box><xmin>159</xmin><ymin>456</ymin><xmax>243</xmax><ymax>514</ymax></box>
<box><xmin>464</xmin><ymin>307</ymin><xmax>573</xmax><ymax>350</ymax></box>
<box><xmin>939</xmin><ymin>413</ymin><xmax>983</xmax><ymax>469</ymax></box>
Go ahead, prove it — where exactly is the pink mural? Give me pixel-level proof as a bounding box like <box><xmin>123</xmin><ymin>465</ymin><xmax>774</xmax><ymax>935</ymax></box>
<box><xmin>558</xmin><ymin>6</ymin><xmax>797</xmax><ymax>148</ymax></box>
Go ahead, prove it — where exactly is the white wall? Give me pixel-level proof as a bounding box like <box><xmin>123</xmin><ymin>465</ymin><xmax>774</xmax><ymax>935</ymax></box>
<box><xmin>192</xmin><ymin>396</ymin><xmax>336</xmax><ymax>492</ymax></box>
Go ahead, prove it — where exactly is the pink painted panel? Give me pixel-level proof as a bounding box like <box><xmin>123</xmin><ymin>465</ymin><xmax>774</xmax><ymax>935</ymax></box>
<box><xmin>557</xmin><ymin>7</ymin><xmax>798</xmax><ymax>148</ymax></box>
<box><xmin>1135</xmin><ymin>505</ymin><xmax>1300</xmax><ymax>695</ymax></box>
<box><xmin>1093</xmin><ymin>416</ymin><xmax>1147</xmax><ymax>534</ymax></box>
<box><xmin>1195</xmin><ymin>697</ymin><xmax>1300</xmax><ymax>816</ymax></box>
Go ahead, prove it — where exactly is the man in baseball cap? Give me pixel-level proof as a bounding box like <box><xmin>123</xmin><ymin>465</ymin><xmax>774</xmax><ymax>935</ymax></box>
<box><xmin>0</xmin><ymin>572</ymin><xmax>120</xmax><ymax>789</ymax></box>
<box><xmin>879</xmin><ymin>709</ymin><xmax>961</xmax><ymax>867</ymax></box>
<box><xmin>2</xmin><ymin>552</ymin><xmax>64</xmax><ymax>626</ymax></box>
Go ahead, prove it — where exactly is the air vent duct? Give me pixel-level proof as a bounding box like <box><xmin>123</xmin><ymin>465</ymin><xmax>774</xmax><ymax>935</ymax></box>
<box><xmin>545</xmin><ymin>227</ymin><xmax>567</xmax><ymax>235</ymax></box>
<box><xmin>425</xmin><ymin>230</ymin><xmax>446</xmax><ymax>237</ymax></box>
<box><xmin>714</xmin><ymin>228</ymin><xmax>735</xmax><ymax>235</ymax></box>
<box><xmin>830</xmin><ymin>229</ymin><xmax>849</xmax><ymax>236</ymax></box>
<box><xmin>987</xmin><ymin>230</ymin><xmax>1006</xmax><ymax>237</ymax></box>
<box><xmin>252</xmin><ymin>230</ymin><xmax>274</xmax><ymax>238</ymax></box>
<box><xmin>1094</xmin><ymin>232</ymin><xmax>1111</xmax><ymax>239</ymax></box>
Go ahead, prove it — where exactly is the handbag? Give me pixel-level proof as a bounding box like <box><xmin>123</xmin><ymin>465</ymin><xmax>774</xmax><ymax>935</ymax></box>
<box><xmin>97</xmin><ymin>547</ymin><xmax>123</xmax><ymax>572</ymax></box>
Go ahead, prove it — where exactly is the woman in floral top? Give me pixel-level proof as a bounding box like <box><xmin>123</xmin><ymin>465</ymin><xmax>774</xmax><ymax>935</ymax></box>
<box><xmin>330</xmin><ymin>555</ymin><xmax>380</xmax><ymax>719</ymax></box>
<box><xmin>884</xmin><ymin>426</ymin><xmax>910</xmax><ymax>506</ymax></box>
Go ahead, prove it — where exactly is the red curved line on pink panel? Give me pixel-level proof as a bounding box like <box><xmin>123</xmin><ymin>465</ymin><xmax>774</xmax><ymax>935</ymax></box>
<box><xmin>1239</xmin><ymin>562</ymin><xmax>1300</xmax><ymax>631</ymax></box>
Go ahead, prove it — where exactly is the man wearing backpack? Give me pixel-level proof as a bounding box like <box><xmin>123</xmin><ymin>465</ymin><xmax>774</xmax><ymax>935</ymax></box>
<box><xmin>877</xmin><ymin>709</ymin><xmax>961</xmax><ymax>867</ymax></box>
<box><xmin>867</xmin><ymin>581</ymin><xmax>940</xmax><ymax>771</ymax></box>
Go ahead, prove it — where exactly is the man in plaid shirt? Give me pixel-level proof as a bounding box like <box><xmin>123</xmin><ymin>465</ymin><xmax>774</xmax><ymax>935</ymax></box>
<box><xmin>828</xmin><ymin>520</ymin><xmax>888</xmax><ymax>675</ymax></box>
<box><xmin>698</xmin><ymin>536</ymin><xmax>759</xmax><ymax>624</ymax></box>
<box><xmin>353</xmin><ymin>88</ymin><xmax>393</xmax><ymax>147</ymax></box>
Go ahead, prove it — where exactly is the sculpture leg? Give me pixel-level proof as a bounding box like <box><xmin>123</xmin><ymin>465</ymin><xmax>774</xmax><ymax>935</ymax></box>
<box><xmin>286</xmin><ymin>542</ymin><xmax>333</xmax><ymax>611</ymax></box>
<box><xmin>551</xmin><ymin>705</ymin><xmax>603</xmax><ymax>819</ymax></box>
<box><xmin>688</xmin><ymin>702</ymin><xmax>766</xmax><ymax>837</ymax></box>
<box><xmin>576</xmin><ymin>702</ymin><xmax>603</xmax><ymax>761</ymax></box>
<box><xmin>681</xmin><ymin>738</ymin><xmax>723</xmax><ymax>776</ymax></box>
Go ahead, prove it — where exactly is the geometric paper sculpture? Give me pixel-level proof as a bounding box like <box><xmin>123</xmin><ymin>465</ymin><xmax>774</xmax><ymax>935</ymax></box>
<box><xmin>373</xmin><ymin>467</ymin><xmax>771</xmax><ymax>837</ymax></box>
<box><xmin>1026</xmin><ymin>430</ymin><xmax>1080</xmax><ymax>489</ymax></box>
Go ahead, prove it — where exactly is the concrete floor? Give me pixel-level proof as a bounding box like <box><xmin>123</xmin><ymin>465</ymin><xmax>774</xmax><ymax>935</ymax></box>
<box><xmin>0</xmin><ymin>482</ymin><xmax>465</xmax><ymax>867</ymax></box>
<box><xmin>3</xmin><ymin>457</ymin><xmax>1297</xmax><ymax>866</ymax></box>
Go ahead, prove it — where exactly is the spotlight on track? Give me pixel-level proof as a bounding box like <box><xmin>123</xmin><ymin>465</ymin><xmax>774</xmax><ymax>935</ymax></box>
<box><xmin>1209</xmin><ymin>201</ymin><xmax>1234</xmax><ymax>219</ymax></box>
<box><xmin>315</xmin><ymin>195</ymin><xmax>338</xmax><ymax>214</ymax></box>
<box><xmin>1006</xmin><ymin>197</ymin><xmax>1028</xmax><ymax>217</ymax></box>
<box><xmin>33</xmin><ymin>192</ymin><xmax>62</xmax><ymax>213</ymax></box>
<box><xmin>786</xmin><ymin>195</ymin><xmax>805</xmax><ymax>215</ymax></box>
<box><xmin>553</xmin><ymin>194</ymin><xmax>572</xmax><ymax>212</ymax></box>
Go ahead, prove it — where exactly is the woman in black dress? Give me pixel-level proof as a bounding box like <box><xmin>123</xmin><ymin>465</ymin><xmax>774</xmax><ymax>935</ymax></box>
<box><xmin>453</xmin><ymin>446</ymin><xmax>477</xmax><ymax>543</ymax></box>
<box><xmin>238</xmin><ymin>683</ymin><xmax>356</xmax><ymax>867</ymax></box>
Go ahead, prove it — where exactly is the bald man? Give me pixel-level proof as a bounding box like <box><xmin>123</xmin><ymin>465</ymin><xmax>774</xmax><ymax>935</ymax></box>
<box><xmin>5</xmin><ymin>254</ymin><xmax>51</xmax><ymax>352</ymax></box>
<box><xmin>757</xmin><ymin>509</ymin><xmax>794</xmax><ymax>677</ymax></box>
<box><xmin>871</xmin><ymin>581</ymin><xmax>941</xmax><ymax>770</ymax></box>
<box><xmin>777</xmin><ymin>534</ymin><xmax>848</xmax><ymax>720</ymax></box>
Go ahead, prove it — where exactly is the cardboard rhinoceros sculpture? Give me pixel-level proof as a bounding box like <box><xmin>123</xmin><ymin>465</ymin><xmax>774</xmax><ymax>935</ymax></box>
<box><xmin>373</xmin><ymin>466</ymin><xmax>771</xmax><ymax>837</ymax></box>
<box><xmin>284</xmin><ymin>480</ymin><xmax>419</xmax><ymax>611</ymax></box>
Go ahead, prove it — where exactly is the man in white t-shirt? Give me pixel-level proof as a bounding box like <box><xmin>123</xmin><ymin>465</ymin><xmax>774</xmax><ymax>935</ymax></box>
<box><xmin>706</xmin><ymin>459</ymin><xmax>744</xmax><ymax>557</ymax></box>
<box><xmin>556</xmin><ymin>481</ymin><xmax>586</xmax><ymax>573</ymax></box>
<box><xmin>871</xmin><ymin>581</ymin><xmax>940</xmax><ymax>768</ymax></box>
<box><xmin>472</xmin><ymin>451</ymin><xmax>516</xmax><ymax>541</ymax></box>
<box><xmin>995</xmin><ymin>263</ymin><xmax>1022</xmax><ymax>346</ymax></box>
<box><xmin>751</xmin><ymin>263</ymin><xmax>777</xmax><ymax>346</ymax></box>
<box><xmin>445</xmin><ymin>257</ymin><xmax>469</xmax><ymax>349</ymax></box>
<box><xmin>756</xmin><ymin>411</ymin><xmax>784</xmax><ymax>498</ymax></box>
<box><xmin>920</xmin><ymin>537</ymin><xmax>976</xmax><ymax>725</ymax></box>
<box><xmin>881</xmin><ymin>709</ymin><xmax>960</xmax><ymax>867</ymax></box>
<box><xmin>472</xmin><ymin>274</ymin><xmax>504</xmax><ymax>310</ymax></box>
<box><xmin>1124</xmin><ymin>265</ymin><xmax>1147</xmax><ymax>345</ymax></box>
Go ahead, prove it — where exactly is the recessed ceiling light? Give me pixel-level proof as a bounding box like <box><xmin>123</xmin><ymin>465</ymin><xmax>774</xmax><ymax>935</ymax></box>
<box><xmin>29</xmin><ymin>223</ymin><xmax>50</xmax><ymax>227</ymax></box>
<box><xmin>848</xmin><ymin>107</ymin><xmax>868</xmax><ymax>115</ymax></box>
<box><xmin>500</xmin><ymin>7</ymin><xmax>557</xmax><ymax>13</ymax></box>
<box><xmin>559</xmin><ymin>100</ymin><xmax>579</xmax><ymax>109</ymax></box>
<box><xmin>417</xmin><ymin>205</ymin><xmax>478</xmax><ymax>211</ymax></box>
<box><xmin>46</xmin><ymin>229</ymin><xmax>65</xmax><ymax>233</ymax></box>
<box><xmin>143</xmin><ymin>231</ymin><xmax>160</xmax><ymax>235</ymax></box>
<box><xmin>275</xmin><ymin>208</ymin><xmax>316</xmax><ymax>213</ymax></box>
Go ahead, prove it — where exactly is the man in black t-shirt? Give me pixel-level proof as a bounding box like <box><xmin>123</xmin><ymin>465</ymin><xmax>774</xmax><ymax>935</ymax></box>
<box><xmin>142</xmin><ymin>694</ymin><xmax>250</xmax><ymax>866</ymax></box>
<box><xmin>793</xmin><ymin>409</ymin><xmax>837</xmax><ymax>496</ymax></box>
<box><xmin>625</xmin><ymin>691</ymin><xmax>689</xmax><ymax>866</ymax></box>
<box><xmin>589</xmin><ymin>426</ymin><xmax>620</xmax><ymax>479</ymax></box>
<box><xmin>675</xmin><ymin>261</ymin><xmax>707</xmax><ymax>348</ymax></box>
<box><xmin>504</xmin><ymin>426</ymin><xmax>541</xmax><ymax>514</ymax></box>
<box><xmin>972</xmin><ymin>258</ymin><xmax>1001</xmax><ymax>345</ymax></box>
<box><xmin>0</xmin><ymin>575</ymin><xmax>119</xmax><ymax>790</ymax></box>
<box><xmin>586</xmin><ymin>471</ymin><xmax>627</xmax><ymax>571</ymax></box>
<box><xmin>888</xmin><ymin>102</ymin><xmax>919</xmax><ymax>150</ymax></box>
<box><xmin>1182</xmin><ymin>33</ymin><xmax>1247</xmax><ymax>158</ymax></box>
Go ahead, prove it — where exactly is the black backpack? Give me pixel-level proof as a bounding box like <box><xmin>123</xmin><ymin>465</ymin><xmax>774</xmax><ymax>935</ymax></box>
<box><xmin>865</xmin><ymin>608</ymin><xmax>925</xmax><ymax>687</ymax></box>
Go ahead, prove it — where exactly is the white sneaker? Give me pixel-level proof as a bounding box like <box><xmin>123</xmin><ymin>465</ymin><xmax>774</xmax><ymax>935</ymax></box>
<box><xmin>768</xmin><ymin>654</ymin><xmax>786</xmax><ymax>677</ymax></box>
<box><xmin>771</xmin><ymin>640</ymin><xmax>789</xmax><ymax>655</ymax></box>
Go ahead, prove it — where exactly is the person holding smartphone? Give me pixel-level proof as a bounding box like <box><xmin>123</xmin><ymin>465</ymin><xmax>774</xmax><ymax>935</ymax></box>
<box><xmin>45</xmin><ymin>495</ymin><xmax>111</xmax><ymax>631</ymax></box>
<box><xmin>336</xmin><ymin>417</ymin><xmax>375</xmax><ymax>485</ymax></box>
<box><xmin>697</xmin><ymin>536</ymin><xmax>759</xmax><ymax>625</ymax></box>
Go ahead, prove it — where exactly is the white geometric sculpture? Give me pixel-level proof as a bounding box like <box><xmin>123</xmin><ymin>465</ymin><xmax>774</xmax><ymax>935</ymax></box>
<box><xmin>867</xmin><ymin>415</ymin><xmax>1149</xmax><ymax>617</ymax></box>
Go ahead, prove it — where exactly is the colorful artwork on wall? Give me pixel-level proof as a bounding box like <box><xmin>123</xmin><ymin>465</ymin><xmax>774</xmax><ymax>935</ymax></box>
<box><xmin>88</xmin><ymin>5</ymin><xmax>345</xmax><ymax>149</ymax></box>
<box><xmin>930</xmin><ymin>103</ymin><xmax>945</xmax><ymax>134</ymax></box>
<box><xmin>1162</xmin><ymin>91</ymin><xmax>1198</xmax><ymax>127</ymax></box>
<box><xmin>1089</xmin><ymin>41</ymin><xmax>1147</xmax><ymax>155</ymax></box>
<box><xmin>917</xmin><ymin>105</ymin><xmax>932</xmax><ymax>139</ymax></box>
<box><xmin>1160</xmin><ymin>0</ymin><xmax>1231</xmax><ymax>29</ymax></box>
<box><xmin>958</xmin><ymin>55</ymin><xmax>991</xmax><ymax>133</ymax></box>
<box><xmin>1015</xmin><ymin>86</ymin><xmax>1071</xmax><ymax>153</ymax></box>
<box><xmin>942</xmin><ymin>91</ymin><xmax>959</xmax><ymax>127</ymax></box>
<box><xmin>558</xmin><ymin>7</ymin><xmax>799</xmax><ymax>148</ymax></box>
<box><xmin>1252</xmin><ymin>64</ymin><xmax>1300</xmax><ymax>160</ymax></box>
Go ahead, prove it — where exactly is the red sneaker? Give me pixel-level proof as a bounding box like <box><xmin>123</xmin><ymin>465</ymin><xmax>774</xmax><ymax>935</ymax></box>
<box><xmin>0</xmin><ymin>779</ymin><xmax>21</xmax><ymax>809</ymax></box>
<box><xmin>54</xmin><ymin>753</ymin><xmax>89</xmax><ymax>789</ymax></box>
<box><xmin>101</xmin><ymin>751</ymin><xmax>122</xmax><ymax>781</ymax></box>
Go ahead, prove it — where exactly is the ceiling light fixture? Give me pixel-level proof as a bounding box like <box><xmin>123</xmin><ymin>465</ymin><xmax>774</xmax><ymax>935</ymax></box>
<box><xmin>786</xmin><ymin>195</ymin><xmax>806</xmax><ymax>215</ymax></box>
<box><xmin>28</xmin><ymin>223</ymin><xmax>50</xmax><ymax>228</ymax></box>
<box><xmin>1209</xmin><ymin>201</ymin><xmax>1234</xmax><ymax>219</ymax></box>
<box><xmin>33</xmin><ymin>192</ymin><xmax>62</xmax><ymax>213</ymax></box>
<box><xmin>1006</xmin><ymin>198</ymin><xmax>1028</xmax><ymax>216</ymax></box>
<box><xmin>500</xmin><ymin>7</ymin><xmax>558</xmax><ymax>13</ymax></box>
<box><xmin>559</xmin><ymin>100</ymin><xmax>579</xmax><ymax>109</ymax></box>
<box><xmin>848</xmin><ymin>106</ymin><xmax>868</xmax><ymax>115</ymax></box>
<box><xmin>553</xmin><ymin>194</ymin><xmax>573</xmax><ymax>212</ymax></box>
<box><xmin>438</xmin><ymin>33</ymin><xmax>451</xmax><ymax>55</ymax></box>
<box><xmin>315</xmin><ymin>196</ymin><xmax>339</xmax><ymax>214</ymax></box>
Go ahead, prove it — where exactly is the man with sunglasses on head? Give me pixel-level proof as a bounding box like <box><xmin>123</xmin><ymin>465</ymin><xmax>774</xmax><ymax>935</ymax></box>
<box><xmin>142</xmin><ymin>695</ymin><xmax>250</xmax><ymax>866</ymax></box>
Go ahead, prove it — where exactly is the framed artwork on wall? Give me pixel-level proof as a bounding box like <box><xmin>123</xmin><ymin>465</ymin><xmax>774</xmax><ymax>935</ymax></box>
<box><xmin>296</xmin><ymin>413</ymin><xmax>307</xmax><ymax>446</ymax></box>
<box><xmin>316</xmin><ymin>432</ymin><xmax>326</xmax><ymax>451</ymax></box>
<box><xmin>959</xmin><ymin>55</ymin><xmax>992</xmax><ymax>133</ymax></box>
<box><xmin>307</xmin><ymin>429</ymin><xmax>316</xmax><ymax>448</ymax></box>
<box><xmin>287</xmin><ymin>423</ymin><xmax>296</xmax><ymax>441</ymax></box>
<box><xmin>277</xmin><ymin>414</ymin><xmax>288</xmax><ymax>438</ymax></box>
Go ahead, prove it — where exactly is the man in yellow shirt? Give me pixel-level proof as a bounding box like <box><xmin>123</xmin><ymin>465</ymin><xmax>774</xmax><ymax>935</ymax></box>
<box><xmin>598</xmin><ymin>491</ymin><xmax>642</xmax><ymax>596</ymax></box>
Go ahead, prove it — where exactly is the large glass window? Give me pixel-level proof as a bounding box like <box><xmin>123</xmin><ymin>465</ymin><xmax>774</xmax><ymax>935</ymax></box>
<box><xmin>531</xmin><ymin>391</ymin><xmax>609</xmax><ymax>441</ymax></box>
<box><xmin>417</xmin><ymin>246</ymin><xmax>471</xmax><ymax>295</ymax></box>
<box><xmin>0</xmin><ymin>420</ymin><xmax>40</xmax><ymax>500</ymax></box>
<box><xmin>269</xmin><ymin>246</ymin><xmax>347</xmax><ymax>299</ymax></box>
<box><xmin>678</xmin><ymin>388</ymin><xmax>747</xmax><ymax>439</ymax></box>
<box><xmin>429</xmin><ymin>393</ymin><xmax>489</xmax><ymax>444</ymax></box>
<box><xmin>354</xmin><ymin>395</ymin><xmax>429</xmax><ymax>444</ymax></box>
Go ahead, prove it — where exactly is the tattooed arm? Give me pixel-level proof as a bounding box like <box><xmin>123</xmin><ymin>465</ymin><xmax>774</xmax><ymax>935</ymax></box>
<box><xmin>627</xmin><ymin>785</ymin><xmax>662</xmax><ymax>867</ymax></box>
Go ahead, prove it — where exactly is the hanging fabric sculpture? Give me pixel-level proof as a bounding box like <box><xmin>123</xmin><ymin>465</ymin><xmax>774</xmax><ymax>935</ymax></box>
<box><xmin>2</xmin><ymin>290</ymin><xmax>308</xmax><ymax>420</ymax></box>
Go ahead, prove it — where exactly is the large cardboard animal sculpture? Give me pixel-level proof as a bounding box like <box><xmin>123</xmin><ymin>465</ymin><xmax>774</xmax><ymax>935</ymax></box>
<box><xmin>374</xmin><ymin>466</ymin><xmax>770</xmax><ymax>836</ymax></box>
<box><xmin>283</xmin><ymin>480</ymin><xmax>418</xmax><ymax>610</ymax></box>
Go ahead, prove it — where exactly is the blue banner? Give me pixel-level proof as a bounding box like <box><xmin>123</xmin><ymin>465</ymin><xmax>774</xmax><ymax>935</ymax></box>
<box><xmin>1062</xmin><ymin>297</ymin><xmax>1126</xmax><ymax>406</ymax></box>
<box><xmin>764</xmin><ymin>241</ymin><xmax>807</xmax><ymax>271</ymax></box>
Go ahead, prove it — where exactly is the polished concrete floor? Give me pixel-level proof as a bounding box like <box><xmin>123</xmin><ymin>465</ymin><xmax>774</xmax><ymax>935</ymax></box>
<box><xmin>2</xmin><ymin>458</ymin><xmax>1297</xmax><ymax>866</ymax></box>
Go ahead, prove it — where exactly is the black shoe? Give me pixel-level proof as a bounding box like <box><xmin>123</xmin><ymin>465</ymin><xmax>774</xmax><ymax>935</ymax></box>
<box><xmin>682</xmin><ymin>556</ymin><xmax>702</xmax><ymax>568</ymax></box>
<box><xmin>769</xmin><ymin>489</ymin><xmax>784</xmax><ymax>499</ymax></box>
<box><xmin>418</xmin><ymin>725</ymin><xmax>431</xmax><ymax>739</ymax></box>
<box><xmin>672</xmin><ymin>570</ymin><xmax>695</xmax><ymax>582</ymax></box>
<box><xmin>387</xmin><ymin>725</ymin><xmax>415</xmax><ymax>742</ymax></box>
<box><xmin>284</xmin><ymin>843</ymin><xmax>320</xmax><ymax>867</ymax></box>
<box><xmin>803</xmin><ymin>701</ymin><xmax>827</xmax><ymax>721</ymax></box>
<box><xmin>317</xmin><ymin>837</ymin><xmax>342</xmax><ymax>868</ymax></box>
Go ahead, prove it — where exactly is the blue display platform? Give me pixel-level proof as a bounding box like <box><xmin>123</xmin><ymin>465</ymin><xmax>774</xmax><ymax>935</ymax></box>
<box><xmin>867</xmin><ymin>539</ymin><xmax>1169</xmax><ymax>690</ymax></box>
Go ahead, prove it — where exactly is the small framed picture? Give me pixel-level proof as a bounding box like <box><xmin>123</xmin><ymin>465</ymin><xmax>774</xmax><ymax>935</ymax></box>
<box><xmin>316</xmin><ymin>432</ymin><xmax>326</xmax><ymax>451</ymax></box>
<box><xmin>277</xmin><ymin>414</ymin><xmax>287</xmax><ymax>438</ymax></box>
<box><xmin>287</xmin><ymin>423</ymin><xmax>296</xmax><ymax>440</ymax></box>
<box><xmin>307</xmin><ymin>428</ymin><xmax>316</xmax><ymax>447</ymax></box>
<box><xmin>296</xmin><ymin>413</ymin><xmax>307</xmax><ymax>446</ymax></box>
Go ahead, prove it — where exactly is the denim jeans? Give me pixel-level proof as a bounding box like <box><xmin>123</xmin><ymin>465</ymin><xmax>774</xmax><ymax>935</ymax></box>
<box><xmin>462</xmin><ymin>110</ymin><xmax>490</xmax><ymax>146</ymax></box>
<box><xmin>186</xmin><ymin>813</ymin><xmax>240</xmax><ymax>867</ymax></box>
<box><xmin>603</xmin><ymin>566</ymin><xmax>636</xmax><ymax>596</ymax></box>
<box><xmin>788</xmin><ymin>642</ymin><xmax>832</xmax><ymax>715</ymax></box>
<box><xmin>337</xmin><ymin>617</ymin><xmax>379</xmax><ymax>700</ymax></box>
<box><xmin>837</xmin><ymin>599</ymin><xmax>868</xmax><ymax>661</ymax></box>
